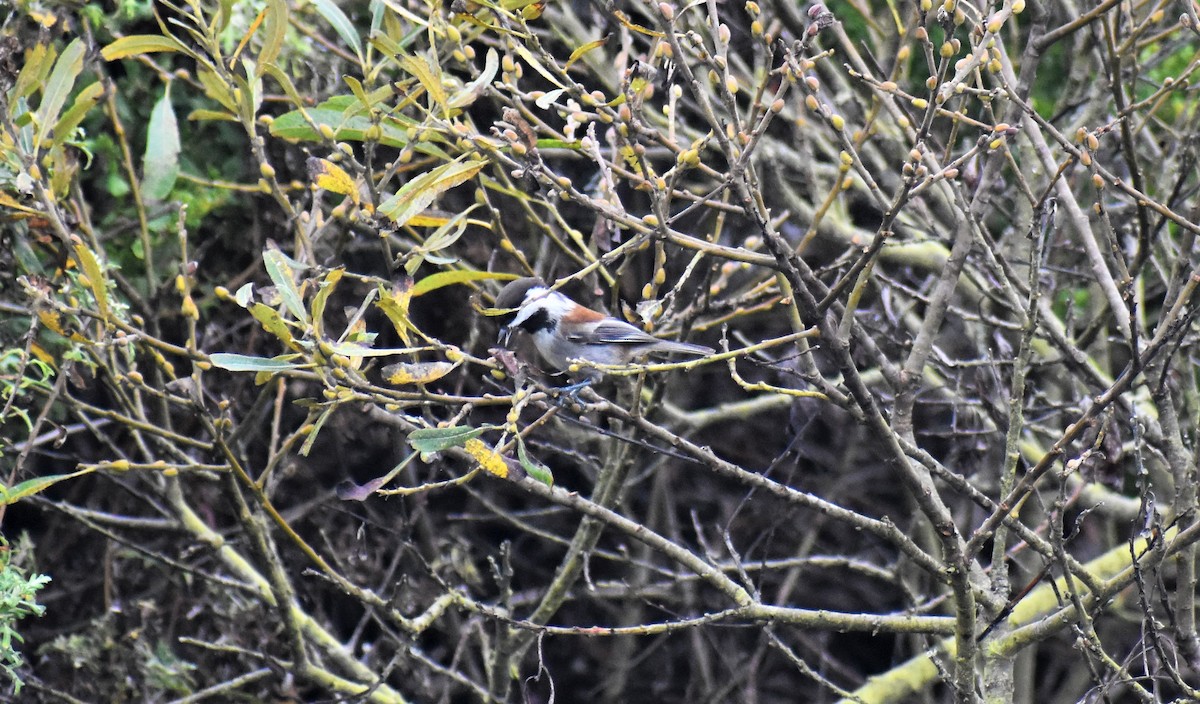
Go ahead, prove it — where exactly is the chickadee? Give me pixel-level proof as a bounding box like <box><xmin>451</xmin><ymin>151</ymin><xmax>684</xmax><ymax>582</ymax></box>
<box><xmin>494</xmin><ymin>277</ymin><xmax>713</xmax><ymax>380</ymax></box>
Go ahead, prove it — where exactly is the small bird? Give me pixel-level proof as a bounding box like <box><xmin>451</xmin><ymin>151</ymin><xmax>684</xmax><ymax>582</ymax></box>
<box><xmin>495</xmin><ymin>277</ymin><xmax>713</xmax><ymax>381</ymax></box>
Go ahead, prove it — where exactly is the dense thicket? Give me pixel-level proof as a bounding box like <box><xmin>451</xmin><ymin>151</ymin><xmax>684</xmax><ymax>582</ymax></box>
<box><xmin>3</xmin><ymin>1</ymin><xmax>1200</xmax><ymax>702</ymax></box>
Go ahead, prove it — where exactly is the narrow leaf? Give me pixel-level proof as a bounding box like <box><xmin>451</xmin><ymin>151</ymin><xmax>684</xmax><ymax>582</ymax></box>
<box><xmin>142</xmin><ymin>87</ymin><xmax>181</xmax><ymax>201</ymax></box>
<box><xmin>409</xmin><ymin>425</ymin><xmax>485</xmax><ymax>453</ymax></box>
<box><xmin>257</xmin><ymin>0</ymin><xmax>288</xmax><ymax>76</ymax></box>
<box><xmin>517</xmin><ymin>439</ymin><xmax>553</xmax><ymax>486</ymax></box>
<box><xmin>51</xmin><ymin>81</ymin><xmax>104</xmax><ymax>144</ymax></box>
<box><xmin>381</xmin><ymin>361</ymin><xmax>456</xmax><ymax>385</ymax></box>
<box><xmin>327</xmin><ymin>342</ymin><xmax>422</xmax><ymax>357</ymax></box>
<box><xmin>35</xmin><ymin>38</ymin><xmax>85</xmax><ymax>150</ymax></box>
<box><xmin>270</xmin><ymin>104</ymin><xmax>410</xmax><ymax>148</ymax></box>
<box><xmin>209</xmin><ymin>353</ymin><xmax>305</xmax><ymax>372</ymax></box>
<box><xmin>377</xmin><ymin>158</ymin><xmax>487</xmax><ymax>227</ymax></box>
<box><xmin>565</xmin><ymin>37</ymin><xmax>608</xmax><ymax>72</ymax></box>
<box><xmin>413</xmin><ymin>270</ymin><xmax>515</xmax><ymax>296</ymax></box>
<box><xmin>0</xmin><ymin>468</ymin><xmax>95</xmax><ymax>506</ymax></box>
<box><xmin>512</xmin><ymin>42</ymin><xmax>566</xmax><ymax>89</ymax></box>
<box><xmin>299</xmin><ymin>403</ymin><xmax>335</xmax><ymax>456</ymax></box>
<box><xmin>311</xmin><ymin>0</ymin><xmax>364</xmax><ymax>60</ymax></box>
<box><xmin>11</xmin><ymin>43</ymin><xmax>54</xmax><ymax>105</ymax></box>
<box><xmin>398</xmin><ymin>52</ymin><xmax>447</xmax><ymax>109</ymax></box>
<box><xmin>336</xmin><ymin>455</ymin><xmax>415</xmax><ymax>500</ymax></box>
<box><xmin>310</xmin><ymin>268</ymin><xmax>344</xmax><ymax>338</ymax></box>
<box><xmin>101</xmin><ymin>35</ymin><xmax>186</xmax><ymax>61</ymax></box>
<box><xmin>73</xmin><ymin>239</ymin><xmax>110</xmax><ymax>323</ymax></box>
<box><xmin>187</xmin><ymin>108</ymin><xmax>239</xmax><ymax>122</ymax></box>
<box><xmin>197</xmin><ymin>67</ymin><xmax>238</xmax><ymax>112</ymax></box>
<box><xmin>377</xmin><ymin>282</ymin><xmax>415</xmax><ymax>345</ymax></box>
<box><xmin>262</xmin><ymin>246</ymin><xmax>308</xmax><ymax>324</ymax></box>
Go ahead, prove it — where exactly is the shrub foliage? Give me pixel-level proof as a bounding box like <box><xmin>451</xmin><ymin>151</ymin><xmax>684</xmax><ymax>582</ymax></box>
<box><xmin>3</xmin><ymin>0</ymin><xmax>1200</xmax><ymax>701</ymax></box>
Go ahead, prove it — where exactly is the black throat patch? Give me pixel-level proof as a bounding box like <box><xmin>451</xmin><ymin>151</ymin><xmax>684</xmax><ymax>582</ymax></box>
<box><xmin>518</xmin><ymin>307</ymin><xmax>556</xmax><ymax>334</ymax></box>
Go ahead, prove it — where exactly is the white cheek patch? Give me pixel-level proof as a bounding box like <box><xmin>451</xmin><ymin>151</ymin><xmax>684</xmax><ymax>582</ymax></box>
<box><xmin>511</xmin><ymin>289</ymin><xmax>575</xmax><ymax>328</ymax></box>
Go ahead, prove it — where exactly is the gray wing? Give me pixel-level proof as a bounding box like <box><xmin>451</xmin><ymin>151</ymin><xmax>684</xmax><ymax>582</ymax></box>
<box><xmin>568</xmin><ymin>320</ymin><xmax>663</xmax><ymax>346</ymax></box>
<box><xmin>570</xmin><ymin>320</ymin><xmax>712</xmax><ymax>356</ymax></box>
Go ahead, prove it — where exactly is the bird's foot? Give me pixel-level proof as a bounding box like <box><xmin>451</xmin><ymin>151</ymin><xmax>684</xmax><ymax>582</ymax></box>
<box><xmin>551</xmin><ymin>379</ymin><xmax>594</xmax><ymax>405</ymax></box>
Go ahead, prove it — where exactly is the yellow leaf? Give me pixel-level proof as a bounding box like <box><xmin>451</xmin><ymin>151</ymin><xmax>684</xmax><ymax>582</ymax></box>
<box><xmin>72</xmin><ymin>239</ymin><xmax>109</xmax><ymax>324</ymax></box>
<box><xmin>37</xmin><ymin>310</ymin><xmax>66</xmax><ymax>336</ymax></box>
<box><xmin>29</xmin><ymin>342</ymin><xmax>56</xmax><ymax>367</ymax></box>
<box><xmin>377</xmin><ymin>283</ymin><xmax>415</xmax><ymax>346</ymax></box>
<box><xmin>612</xmin><ymin>9</ymin><xmax>664</xmax><ymax>37</ymax></box>
<box><xmin>306</xmin><ymin>157</ymin><xmax>360</xmax><ymax>205</ymax></box>
<box><xmin>405</xmin><ymin>213</ymin><xmax>451</xmax><ymax>227</ymax></box>
<box><xmin>381</xmin><ymin>361</ymin><xmax>456</xmax><ymax>385</ymax></box>
<box><xmin>565</xmin><ymin>37</ymin><xmax>608</xmax><ymax>72</ymax></box>
<box><xmin>398</xmin><ymin>53</ymin><xmax>448</xmax><ymax>110</ymax></box>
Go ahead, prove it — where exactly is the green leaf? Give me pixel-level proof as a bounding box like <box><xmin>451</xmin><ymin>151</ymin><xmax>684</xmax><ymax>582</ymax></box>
<box><xmin>0</xmin><ymin>468</ymin><xmax>95</xmax><ymax>506</ymax></box>
<box><xmin>262</xmin><ymin>246</ymin><xmax>308</xmax><ymax>324</ymax></box>
<box><xmin>325</xmin><ymin>342</ymin><xmax>420</xmax><ymax>357</ymax></box>
<box><xmin>413</xmin><ymin>270</ymin><xmax>516</xmax><ymax>296</ymax></box>
<box><xmin>270</xmin><ymin>103</ymin><xmax>409</xmax><ymax>148</ymax></box>
<box><xmin>377</xmin><ymin>158</ymin><xmax>487</xmax><ymax>227</ymax></box>
<box><xmin>186</xmin><ymin>109</ymin><xmax>239</xmax><ymax>122</ymax></box>
<box><xmin>232</xmin><ymin>63</ymin><xmax>262</xmax><ymax>125</ymax></box>
<box><xmin>257</xmin><ymin>0</ymin><xmax>288</xmax><ymax>77</ymax></box>
<box><xmin>101</xmin><ymin>35</ymin><xmax>186</xmax><ymax>61</ymax></box>
<box><xmin>51</xmin><ymin>81</ymin><xmax>104</xmax><ymax>144</ymax></box>
<box><xmin>142</xmin><ymin>87</ymin><xmax>181</xmax><ymax>201</ymax></box>
<box><xmin>343</xmin><ymin>74</ymin><xmax>372</xmax><ymax>110</ymax></box>
<box><xmin>209</xmin><ymin>353</ymin><xmax>306</xmax><ymax>372</ymax></box>
<box><xmin>35</xmin><ymin>38</ymin><xmax>85</xmax><ymax>150</ymax></box>
<box><xmin>311</xmin><ymin>0</ymin><xmax>364</xmax><ymax>61</ymax></box>
<box><xmin>310</xmin><ymin>268</ymin><xmax>344</xmax><ymax>338</ymax></box>
<box><xmin>299</xmin><ymin>403</ymin><xmax>336</xmax><ymax>456</ymax></box>
<box><xmin>408</xmin><ymin>425</ymin><xmax>486</xmax><ymax>453</ymax></box>
<box><xmin>517</xmin><ymin>438</ymin><xmax>553</xmax><ymax>487</ymax></box>
<box><xmin>197</xmin><ymin>67</ymin><xmax>238</xmax><ymax>112</ymax></box>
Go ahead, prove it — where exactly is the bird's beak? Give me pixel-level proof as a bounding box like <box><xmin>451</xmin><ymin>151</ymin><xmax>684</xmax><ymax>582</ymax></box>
<box><xmin>498</xmin><ymin>326</ymin><xmax>513</xmax><ymax>346</ymax></box>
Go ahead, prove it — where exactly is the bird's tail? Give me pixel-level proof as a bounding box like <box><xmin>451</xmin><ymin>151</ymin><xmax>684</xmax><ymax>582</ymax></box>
<box><xmin>654</xmin><ymin>340</ymin><xmax>714</xmax><ymax>356</ymax></box>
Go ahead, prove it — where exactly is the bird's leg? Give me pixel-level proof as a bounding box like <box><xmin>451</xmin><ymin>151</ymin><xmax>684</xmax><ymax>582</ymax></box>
<box><xmin>553</xmin><ymin>378</ymin><xmax>594</xmax><ymax>402</ymax></box>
